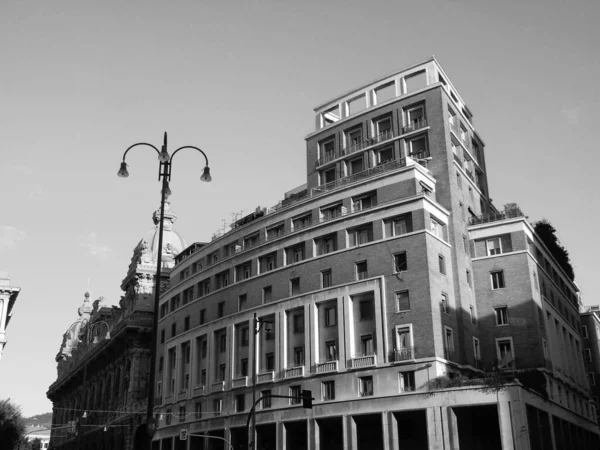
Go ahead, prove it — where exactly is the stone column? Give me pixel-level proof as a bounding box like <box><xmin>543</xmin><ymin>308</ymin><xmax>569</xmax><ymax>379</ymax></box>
<box><xmin>426</xmin><ymin>407</ymin><xmax>444</xmax><ymax>450</ymax></box>
<box><xmin>497</xmin><ymin>399</ymin><xmax>515</xmax><ymax>450</ymax></box>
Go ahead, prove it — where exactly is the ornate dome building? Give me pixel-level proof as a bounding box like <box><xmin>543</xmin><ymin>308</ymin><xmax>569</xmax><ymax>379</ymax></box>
<box><xmin>48</xmin><ymin>203</ymin><xmax>186</xmax><ymax>450</ymax></box>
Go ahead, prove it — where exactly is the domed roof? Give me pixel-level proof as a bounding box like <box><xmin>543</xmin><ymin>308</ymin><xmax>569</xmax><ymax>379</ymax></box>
<box><xmin>142</xmin><ymin>201</ymin><xmax>187</xmax><ymax>269</ymax></box>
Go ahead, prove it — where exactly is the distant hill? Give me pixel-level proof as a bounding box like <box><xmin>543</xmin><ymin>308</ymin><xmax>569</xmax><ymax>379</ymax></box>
<box><xmin>23</xmin><ymin>412</ymin><xmax>52</xmax><ymax>428</ymax></box>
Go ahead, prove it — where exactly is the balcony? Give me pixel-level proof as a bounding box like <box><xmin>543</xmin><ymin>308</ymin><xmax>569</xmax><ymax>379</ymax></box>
<box><xmin>390</xmin><ymin>347</ymin><xmax>415</xmax><ymax>363</ymax></box>
<box><xmin>177</xmin><ymin>390</ymin><xmax>187</xmax><ymax>401</ymax></box>
<box><xmin>257</xmin><ymin>371</ymin><xmax>274</xmax><ymax>384</ymax></box>
<box><xmin>316</xmin><ymin>360</ymin><xmax>338</xmax><ymax>374</ymax></box>
<box><xmin>193</xmin><ymin>385</ymin><xmax>205</xmax><ymax>396</ymax></box>
<box><xmin>232</xmin><ymin>376</ymin><xmax>248</xmax><ymax>388</ymax></box>
<box><xmin>211</xmin><ymin>381</ymin><xmax>225</xmax><ymax>393</ymax></box>
<box><xmin>312</xmin><ymin>157</ymin><xmax>407</xmax><ymax>196</ymax></box>
<box><xmin>402</xmin><ymin>118</ymin><xmax>427</xmax><ymax>134</ymax></box>
<box><xmin>349</xmin><ymin>354</ymin><xmax>377</xmax><ymax>369</ymax></box>
<box><xmin>285</xmin><ymin>366</ymin><xmax>304</xmax><ymax>379</ymax></box>
<box><xmin>164</xmin><ymin>394</ymin><xmax>173</xmax><ymax>404</ymax></box>
<box><xmin>468</xmin><ymin>209</ymin><xmax>525</xmax><ymax>226</ymax></box>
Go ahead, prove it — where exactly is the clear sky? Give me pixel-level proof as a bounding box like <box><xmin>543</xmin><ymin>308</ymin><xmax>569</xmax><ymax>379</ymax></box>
<box><xmin>1</xmin><ymin>0</ymin><xmax>598</xmax><ymax>416</ymax></box>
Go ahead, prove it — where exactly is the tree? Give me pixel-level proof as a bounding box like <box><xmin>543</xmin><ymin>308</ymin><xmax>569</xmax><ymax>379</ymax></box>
<box><xmin>0</xmin><ymin>398</ymin><xmax>25</xmax><ymax>449</ymax></box>
<box><xmin>534</xmin><ymin>219</ymin><xmax>575</xmax><ymax>281</ymax></box>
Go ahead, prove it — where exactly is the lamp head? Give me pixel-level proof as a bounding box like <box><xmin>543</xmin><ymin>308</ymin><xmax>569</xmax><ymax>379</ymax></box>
<box><xmin>117</xmin><ymin>162</ymin><xmax>129</xmax><ymax>178</ymax></box>
<box><xmin>163</xmin><ymin>183</ymin><xmax>172</xmax><ymax>197</ymax></box>
<box><xmin>158</xmin><ymin>149</ymin><xmax>170</xmax><ymax>163</ymax></box>
<box><xmin>200</xmin><ymin>166</ymin><xmax>212</xmax><ymax>182</ymax></box>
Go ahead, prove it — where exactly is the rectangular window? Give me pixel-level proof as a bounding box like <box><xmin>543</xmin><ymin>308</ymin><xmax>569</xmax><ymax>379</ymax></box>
<box><xmin>316</xmin><ymin>233</ymin><xmax>337</xmax><ymax>255</ymax></box>
<box><xmin>356</xmin><ymin>261</ymin><xmax>368</xmax><ymax>280</ymax></box>
<box><xmin>219</xmin><ymin>364</ymin><xmax>226</xmax><ymax>381</ymax></box>
<box><xmin>321</xmin><ymin>269</ymin><xmax>332</xmax><ymax>288</ymax></box>
<box><xmin>352</xmin><ymin>192</ymin><xmax>377</xmax><ymax>211</ymax></box>
<box><xmin>213</xmin><ymin>399</ymin><xmax>222</xmax><ymax>416</ymax></box>
<box><xmin>399</xmin><ymin>371</ymin><xmax>415</xmax><ymax>392</ymax></box>
<box><xmin>408</xmin><ymin>135</ymin><xmax>428</xmax><ymax>157</ymax></box>
<box><xmin>243</xmin><ymin>233</ymin><xmax>259</xmax><ymax>249</ymax></box>
<box><xmin>238</xmin><ymin>294</ymin><xmax>247</xmax><ymax>311</ymax></box>
<box><xmin>473</xmin><ymin>337</ymin><xmax>481</xmax><ymax>359</ymax></box>
<box><xmin>325</xmin><ymin>340</ymin><xmax>337</xmax><ymax>361</ymax></box>
<box><xmin>322</xmin><ymin>381</ymin><xmax>335</xmax><ymax>401</ymax></box>
<box><xmin>179</xmin><ymin>406</ymin><xmax>186</xmax><ymax>422</ymax></box>
<box><xmin>160</xmin><ymin>329</ymin><xmax>165</xmax><ymax>344</ymax></box>
<box><xmin>496</xmin><ymin>338</ymin><xmax>515</xmax><ymax>369</ymax></box>
<box><xmin>263</xmin><ymin>286</ymin><xmax>272</xmax><ymax>303</ymax></box>
<box><xmin>219</xmin><ymin>334</ymin><xmax>226</xmax><ymax>352</ymax></box>
<box><xmin>396</xmin><ymin>291</ymin><xmax>410</xmax><ymax>312</ymax></box>
<box><xmin>262</xmin><ymin>390</ymin><xmax>272</xmax><ymax>408</ymax></box>
<box><xmin>394</xmin><ymin>252</ymin><xmax>407</xmax><ymax>272</ymax></box>
<box><xmin>377</xmin><ymin>146</ymin><xmax>394</xmax><ymax>165</ymax></box>
<box><xmin>236</xmin><ymin>262</ymin><xmax>251</xmax><ymax>281</ymax></box>
<box><xmin>293</xmin><ymin>347</ymin><xmax>304</xmax><ymax>366</ymax></box>
<box><xmin>319</xmin><ymin>138</ymin><xmax>335</xmax><ymax>160</ymax></box>
<box><xmin>236</xmin><ymin>394</ymin><xmax>245</xmax><ymax>412</ymax></box>
<box><xmin>582</xmin><ymin>326</ymin><xmax>589</xmax><ymax>338</ymax></box>
<box><xmin>218</xmin><ymin>302</ymin><xmax>225</xmax><ymax>318</ymax></box>
<box><xmin>290</xmin><ymin>277</ymin><xmax>300</xmax><ymax>296</ymax></box>
<box><xmin>266</xmin><ymin>224</ymin><xmax>284</xmax><ymax>241</ymax></box>
<box><xmin>290</xmin><ymin>386</ymin><xmax>302</xmax><ymax>405</ymax></box>
<box><xmin>491</xmin><ymin>271</ymin><xmax>506</xmax><ymax>289</ymax></box>
<box><xmin>444</xmin><ymin>327</ymin><xmax>455</xmax><ymax>360</ymax></box>
<box><xmin>286</xmin><ymin>244</ymin><xmax>305</xmax><ymax>265</ymax></box>
<box><xmin>495</xmin><ymin>306</ymin><xmax>508</xmax><ymax>325</ymax></box>
<box><xmin>470</xmin><ymin>305</ymin><xmax>477</xmax><ymax>325</ymax></box>
<box><xmin>184</xmin><ymin>316</ymin><xmax>190</xmax><ymax>331</ymax></box>
<box><xmin>293</xmin><ymin>314</ymin><xmax>304</xmax><ymax>333</ymax></box>
<box><xmin>359</xmin><ymin>376</ymin><xmax>374</xmax><ymax>397</ymax></box>
<box><xmin>384</xmin><ymin>214</ymin><xmax>412</xmax><ymax>237</ymax></box>
<box><xmin>590</xmin><ymin>373</ymin><xmax>596</xmax><ymax>387</ymax></box>
<box><xmin>441</xmin><ymin>293</ymin><xmax>449</xmax><ymax>314</ymax></box>
<box><xmin>171</xmin><ymin>323</ymin><xmax>177</xmax><ymax>338</ymax></box>
<box><xmin>359</xmin><ymin>299</ymin><xmax>373</xmax><ymax>320</ymax></box>
<box><xmin>199</xmin><ymin>309</ymin><xmax>206</xmax><ymax>325</ymax></box>
<box><xmin>361</xmin><ymin>334</ymin><xmax>374</xmax><ymax>356</ymax></box>
<box><xmin>438</xmin><ymin>255</ymin><xmax>446</xmax><ymax>275</ymax></box>
<box><xmin>321</xmin><ymin>203</ymin><xmax>343</xmax><ymax>221</ymax></box>
<box><xmin>292</xmin><ymin>214</ymin><xmax>312</xmax><ymax>230</ymax></box>
<box><xmin>266</xmin><ymin>353</ymin><xmax>275</xmax><ymax>371</ymax></box>
<box><xmin>201</xmin><ymin>339</ymin><xmax>207</xmax><ymax>358</ymax></box>
<box><xmin>430</xmin><ymin>216</ymin><xmax>444</xmax><ymax>240</ymax></box>
<box><xmin>241</xmin><ymin>327</ymin><xmax>249</xmax><ymax>347</ymax></box>
<box><xmin>457</xmin><ymin>172</ymin><xmax>462</xmax><ymax>190</ymax></box>
<box><xmin>463</xmin><ymin>235</ymin><xmax>468</xmax><ymax>253</ymax></box>
<box><xmin>585</xmin><ymin>349</ymin><xmax>592</xmax><ymax>363</ymax></box>
<box><xmin>348</xmin><ymin>225</ymin><xmax>373</xmax><ymax>246</ymax></box>
<box><xmin>201</xmin><ymin>369</ymin><xmax>206</xmax><ymax>385</ymax></box>
<box><xmin>241</xmin><ymin>358</ymin><xmax>248</xmax><ymax>377</ymax></box>
<box><xmin>325</xmin><ymin>306</ymin><xmax>337</xmax><ymax>326</ymax></box>
<box><xmin>195</xmin><ymin>402</ymin><xmax>202</xmax><ymax>419</ymax></box>
<box><xmin>487</xmin><ymin>237</ymin><xmax>502</xmax><ymax>256</ymax></box>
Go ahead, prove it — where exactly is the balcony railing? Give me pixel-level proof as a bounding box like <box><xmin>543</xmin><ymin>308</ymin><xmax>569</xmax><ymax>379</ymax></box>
<box><xmin>285</xmin><ymin>366</ymin><xmax>304</xmax><ymax>378</ymax></box>
<box><xmin>402</xmin><ymin>118</ymin><xmax>427</xmax><ymax>134</ymax></box>
<box><xmin>312</xmin><ymin>157</ymin><xmax>407</xmax><ymax>196</ymax></box>
<box><xmin>257</xmin><ymin>371</ymin><xmax>274</xmax><ymax>384</ymax></box>
<box><xmin>316</xmin><ymin>132</ymin><xmax>395</xmax><ymax>167</ymax></box>
<box><xmin>349</xmin><ymin>354</ymin><xmax>376</xmax><ymax>369</ymax></box>
<box><xmin>359</xmin><ymin>390</ymin><xmax>374</xmax><ymax>397</ymax></box>
<box><xmin>468</xmin><ymin>209</ymin><xmax>526</xmax><ymax>226</ymax></box>
<box><xmin>390</xmin><ymin>347</ymin><xmax>415</xmax><ymax>362</ymax></box>
<box><xmin>232</xmin><ymin>376</ymin><xmax>248</xmax><ymax>388</ymax></box>
<box><xmin>371</xmin><ymin>129</ymin><xmax>394</xmax><ymax>144</ymax></box>
<box><xmin>316</xmin><ymin>360</ymin><xmax>338</xmax><ymax>373</ymax></box>
<box><xmin>211</xmin><ymin>381</ymin><xmax>225</xmax><ymax>393</ymax></box>
<box><xmin>193</xmin><ymin>385</ymin><xmax>205</xmax><ymax>396</ymax></box>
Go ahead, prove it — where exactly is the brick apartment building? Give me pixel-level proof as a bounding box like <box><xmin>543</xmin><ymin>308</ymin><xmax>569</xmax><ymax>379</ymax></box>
<box><xmin>147</xmin><ymin>57</ymin><xmax>597</xmax><ymax>449</ymax></box>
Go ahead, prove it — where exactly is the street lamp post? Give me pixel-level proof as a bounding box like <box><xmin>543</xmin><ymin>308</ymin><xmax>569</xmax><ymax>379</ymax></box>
<box><xmin>118</xmin><ymin>132</ymin><xmax>211</xmax><ymax>449</ymax></box>
<box><xmin>250</xmin><ymin>313</ymin><xmax>272</xmax><ymax>450</ymax></box>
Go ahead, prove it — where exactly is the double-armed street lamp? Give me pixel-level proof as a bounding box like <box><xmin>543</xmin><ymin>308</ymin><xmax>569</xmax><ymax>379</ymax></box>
<box><xmin>117</xmin><ymin>132</ymin><xmax>211</xmax><ymax>448</ymax></box>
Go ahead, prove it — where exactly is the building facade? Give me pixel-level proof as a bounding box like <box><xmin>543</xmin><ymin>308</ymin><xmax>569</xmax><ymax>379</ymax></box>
<box><xmin>148</xmin><ymin>57</ymin><xmax>599</xmax><ymax>450</ymax></box>
<box><xmin>0</xmin><ymin>271</ymin><xmax>21</xmax><ymax>364</ymax></box>
<box><xmin>581</xmin><ymin>307</ymin><xmax>600</xmax><ymax>421</ymax></box>
<box><xmin>47</xmin><ymin>203</ymin><xmax>187</xmax><ymax>450</ymax></box>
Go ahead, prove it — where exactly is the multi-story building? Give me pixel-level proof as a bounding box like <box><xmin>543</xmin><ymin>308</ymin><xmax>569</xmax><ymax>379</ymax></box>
<box><xmin>0</xmin><ymin>271</ymin><xmax>20</xmax><ymax>364</ymax></box>
<box><xmin>47</xmin><ymin>203</ymin><xmax>187</xmax><ymax>450</ymax></box>
<box><xmin>581</xmin><ymin>306</ymin><xmax>600</xmax><ymax>420</ymax></box>
<box><xmin>150</xmin><ymin>57</ymin><xmax>600</xmax><ymax>450</ymax></box>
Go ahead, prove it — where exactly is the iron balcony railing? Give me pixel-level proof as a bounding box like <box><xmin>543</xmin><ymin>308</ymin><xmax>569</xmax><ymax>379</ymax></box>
<box><xmin>312</xmin><ymin>157</ymin><xmax>407</xmax><ymax>196</ymax></box>
<box><xmin>315</xmin><ymin>131</ymin><xmax>395</xmax><ymax>167</ymax></box>
<box><xmin>390</xmin><ymin>347</ymin><xmax>415</xmax><ymax>362</ymax></box>
<box><xmin>402</xmin><ymin>118</ymin><xmax>428</xmax><ymax>134</ymax></box>
<box><xmin>468</xmin><ymin>209</ymin><xmax>526</xmax><ymax>226</ymax></box>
